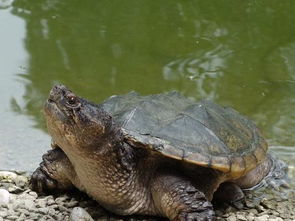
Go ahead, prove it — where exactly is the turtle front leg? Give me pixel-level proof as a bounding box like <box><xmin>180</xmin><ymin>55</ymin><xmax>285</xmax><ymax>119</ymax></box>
<box><xmin>151</xmin><ymin>173</ymin><xmax>215</xmax><ymax>221</ymax></box>
<box><xmin>30</xmin><ymin>148</ymin><xmax>76</xmax><ymax>194</ymax></box>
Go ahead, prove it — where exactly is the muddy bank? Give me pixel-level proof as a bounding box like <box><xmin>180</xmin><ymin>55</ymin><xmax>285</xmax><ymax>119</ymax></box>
<box><xmin>0</xmin><ymin>171</ymin><xmax>294</xmax><ymax>221</ymax></box>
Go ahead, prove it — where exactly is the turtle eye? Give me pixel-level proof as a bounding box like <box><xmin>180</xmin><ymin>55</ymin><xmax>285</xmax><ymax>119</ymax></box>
<box><xmin>66</xmin><ymin>94</ymin><xmax>80</xmax><ymax>108</ymax></box>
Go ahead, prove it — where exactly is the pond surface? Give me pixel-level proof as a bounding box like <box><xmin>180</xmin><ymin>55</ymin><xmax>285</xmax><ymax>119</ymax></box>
<box><xmin>0</xmin><ymin>0</ymin><xmax>294</xmax><ymax>185</ymax></box>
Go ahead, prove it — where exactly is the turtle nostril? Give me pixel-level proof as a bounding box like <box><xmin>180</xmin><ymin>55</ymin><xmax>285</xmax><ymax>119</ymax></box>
<box><xmin>51</xmin><ymin>85</ymin><xmax>64</xmax><ymax>94</ymax></box>
<box><xmin>49</xmin><ymin>85</ymin><xmax>62</xmax><ymax>101</ymax></box>
<box><xmin>53</xmin><ymin>84</ymin><xmax>62</xmax><ymax>91</ymax></box>
<box><xmin>53</xmin><ymin>84</ymin><xmax>68</xmax><ymax>96</ymax></box>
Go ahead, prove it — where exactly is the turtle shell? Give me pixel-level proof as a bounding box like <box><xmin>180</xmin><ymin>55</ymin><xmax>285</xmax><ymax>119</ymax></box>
<box><xmin>102</xmin><ymin>92</ymin><xmax>268</xmax><ymax>178</ymax></box>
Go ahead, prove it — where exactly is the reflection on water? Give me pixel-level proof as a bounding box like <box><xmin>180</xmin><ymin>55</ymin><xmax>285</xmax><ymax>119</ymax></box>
<box><xmin>0</xmin><ymin>0</ymin><xmax>294</xmax><ymax>174</ymax></box>
<box><xmin>163</xmin><ymin>43</ymin><xmax>231</xmax><ymax>99</ymax></box>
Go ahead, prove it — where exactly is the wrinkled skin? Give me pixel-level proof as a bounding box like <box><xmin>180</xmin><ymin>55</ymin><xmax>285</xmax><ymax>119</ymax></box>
<box><xmin>31</xmin><ymin>85</ymin><xmax>272</xmax><ymax>221</ymax></box>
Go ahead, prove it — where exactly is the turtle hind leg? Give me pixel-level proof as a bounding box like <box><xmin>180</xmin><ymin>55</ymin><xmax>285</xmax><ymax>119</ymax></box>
<box><xmin>30</xmin><ymin>148</ymin><xmax>76</xmax><ymax>194</ymax></box>
<box><xmin>150</xmin><ymin>173</ymin><xmax>215</xmax><ymax>221</ymax></box>
<box><xmin>213</xmin><ymin>182</ymin><xmax>244</xmax><ymax>204</ymax></box>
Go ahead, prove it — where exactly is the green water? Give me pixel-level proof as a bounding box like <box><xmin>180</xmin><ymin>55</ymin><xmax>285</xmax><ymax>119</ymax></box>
<box><xmin>0</xmin><ymin>0</ymin><xmax>294</xmax><ymax>182</ymax></box>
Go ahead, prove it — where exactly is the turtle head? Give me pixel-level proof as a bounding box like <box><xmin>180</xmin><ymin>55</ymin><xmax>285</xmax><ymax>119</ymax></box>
<box><xmin>44</xmin><ymin>85</ymin><xmax>112</xmax><ymax>151</ymax></box>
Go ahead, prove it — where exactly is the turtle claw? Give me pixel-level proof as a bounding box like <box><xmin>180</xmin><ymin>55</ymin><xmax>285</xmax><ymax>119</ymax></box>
<box><xmin>30</xmin><ymin>148</ymin><xmax>75</xmax><ymax>194</ymax></box>
<box><xmin>30</xmin><ymin>167</ymin><xmax>58</xmax><ymax>194</ymax></box>
<box><xmin>51</xmin><ymin>139</ymin><xmax>59</xmax><ymax>149</ymax></box>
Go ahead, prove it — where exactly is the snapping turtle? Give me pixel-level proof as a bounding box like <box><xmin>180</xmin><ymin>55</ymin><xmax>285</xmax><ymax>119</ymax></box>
<box><xmin>31</xmin><ymin>85</ymin><xmax>274</xmax><ymax>221</ymax></box>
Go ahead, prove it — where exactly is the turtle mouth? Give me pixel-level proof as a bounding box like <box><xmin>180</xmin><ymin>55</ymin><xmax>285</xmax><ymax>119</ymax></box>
<box><xmin>44</xmin><ymin>98</ymin><xmax>59</xmax><ymax>114</ymax></box>
<box><xmin>44</xmin><ymin>97</ymin><xmax>71</xmax><ymax>124</ymax></box>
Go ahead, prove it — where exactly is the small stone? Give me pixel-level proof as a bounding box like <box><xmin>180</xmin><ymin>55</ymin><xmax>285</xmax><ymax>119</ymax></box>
<box><xmin>245</xmin><ymin>200</ymin><xmax>256</xmax><ymax>208</ymax></box>
<box><xmin>0</xmin><ymin>210</ymin><xmax>8</xmax><ymax>218</ymax></box>
<box><xmin>36</xmin><ymin>199</ymin><xmax>47</xmax><ymax>208</ymax></box>
<box><xmin>29</xmin><ymin>212</ymin><xmax>41</xmax><ymax>220</ymax></box>
<box><xmin>18</xmin><ymin>212</ymin><xmax>27</xmax><ymax>219</ymax></box>
<box><xmin>236</xmin><ymin>214</ymin><xmax>247</xmax><ymax>221</ymax></box>
<box><xmin>49</xmin><ymin>204</ymin><xmax>59</xmax><ymax>209</ymax></box>
<box><xmin>48</xmin><ymin>208</ymin><xmax>57</xmax><ymax>216</ymax></box>
<box><xmin>11</xmin><ymin>198</ymin><xmax>23</xmax><ymax>210</ymax></box>
<box><xmin>58</xmin><ymin>205</ymin><xmax>69</xmax><ymax>212</ymax></box>
<box><xmin>0</xmin><ymin>188</ymin><xmax>10</xmax><ymax>205</ymax></box>
<box><xmin>6</xmin><ymin>215</ymin><xmax>19</xmax><ymax>220</ymax></box>
<box><xmin>269</xmin><ymin>218</ymin><xmax>284</xmax><ymax>221</ymax></box>
<box><xmin>260</xmin><ymin>199</ymin><xmax>274</xmax><ymax>209</ymax></box>
<box><xmin>28</xmin><ymin>191</ymin><xmax>38</xmax><ymax>198</ymax></box>
<box><xmin>0</xmin><ymin>171</ymin><xmax>17</xmax><ymax>180</ymax></box>
<box><xmin>254</xmin><ymin>215</ymin><xmax>269</xmax><ymax>221</ymax></box>
<box><xmin>23</xmin><ymin>199</ymin><xmax>35</xmax><ymax>211</ymax></box>
<box><xmin>246</xmin><ymin>214</ymin><xmax>254</xmax><ymax>221</ymax></box>
<box><xmin>255</xmin><ymin>205</ymin><xmax>265</xmax><ymax>213</ymax></box>
<box><xmin>70</xmin><ymin>207</ymin><xmax>94</xmax><ymax>221</ymax></box>
<box><xmin>55</xmin><ymin>195</ymin><xmax>69</xmax><ymax>204</ymax></box>
<box><xmin>16</xmin><ymin>208</ymin><xmax>29</xmax><ymax>216</ymax></box>
<box><xmin>38</xmin><ymin>207</ymin><xmax>49</xmax><ymax>215</ymax></box>
<box><xmin>226</xmin><ymin>214</ymin><xmax>237</xmax><ymax>221</ymax></box>
<box><xmin>65</xmin><ymin>199</ymin><xmax>79</xmax><ymax>208</ymax></box>
<box><xmin>18</xmin><ymin>192</ymin><xmax>35</xmax><ymax>201</ymax></box>
<box><xmin>7</xmin><ymin>185</ymin><xmax>23</xmax><ymax>194</ymax></box>
<box><xmin>47</xmin><ymin>199</ymin><xmax>55</xmax><ymax>205</ymax></box>
<box><xmin>41</xmin><ymin>215</ymin><xmax>55</xmax><ymax>221</ymax></box>
<box><xmin>44</xmin><ymin>195</ymin><xmax>54</xmax><ymax>200</ymax></box>
<box><xmin>247</xmin><ymin>209</ymin><xmax>258</xmax><ymax>215</ymax></box>
<box><xmin>14</xmin><ymin>176</ymin><xmax>28</xmax><ymax>188</ymax></box>
<box><xmin>54</xmin><ymin>213</ymin><xmax>65</xmax><ymax>221</ymax></box>
<box><xmin>270</xmin><ymin>210</ymin><xmax>280</xmax><ymax>216</ymax></box>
